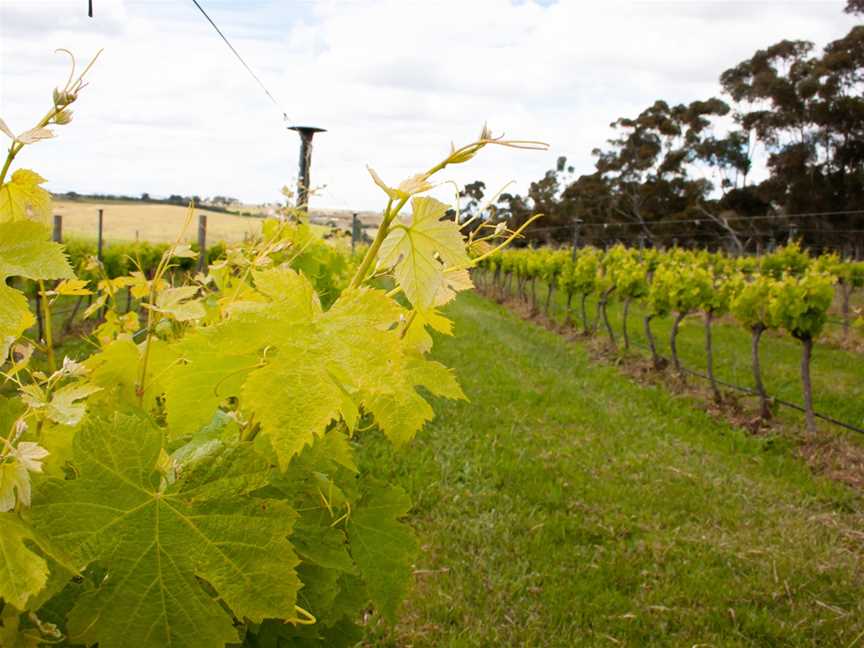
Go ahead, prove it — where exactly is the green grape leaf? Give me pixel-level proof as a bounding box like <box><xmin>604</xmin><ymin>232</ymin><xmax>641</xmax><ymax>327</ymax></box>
<box><xmin>44</xmin><ymin>381</ymin><xmax>102</xmax><ymax>426</ymax></box>
<box><xmin>242</xmin><ymin>350</ymin><xmax>344</xmax><ymax>468</ymax></box>
<box><xmin>153</xmin><ymin>286</ymin><xmax>205</xmax><ymax>321</ymax></box>
<box><xmin>0</xmin><ymin>513</ymin><xmax>49</xmax><ymax>609</ymax></box>
<box><xmin>378</xmin><ymin>196</ymin><xmax>473</xmax><ymax>309</ymax></box>
<box><xmin>0</xmin><ymin>221</ymin><xmax>73</xmax><ymax>356</ymax></box>
<box><xmin>403</xmin><ymin>307</ymin><xmax>454</xmax><ymax>353</ymax></box>
<box><xmin>82</xmin><ymin>338</ymin><xmax>140</xmax><ymax>405</ymax></box>
<box><xmin>366</xmin><ymin>357</ymin><xmax>465</xmax><ymax>446</ymax></box>
<box><xmin>346</xmin><ymin>483</ymin><xmax>417</xmax><ymax>622</ymax></box>
<box><xmin>164</xmin><ymin>327</ymin><xmax>260</xmax><ymax>438</ymax></box>
<box><xmin>0</xmin><ymin>170</ymin><xmax>51</xmax><ymax>223</ymax></box>
<box><xmin>293</xmin><ymin>510</ymin><xmax>356</xmax><ymax>575</ymax></box>
<box><xmin>165</xmin><ymin>268</ymin><xmax>323</xmax><ymax>439</ymax></box>
<box><xmin>85</xmin><ymin>338</ymin><xmax>176</xmax><ymax>411</ymax></box>
<box><xmin>31</xmin><ymin>413</ymin><xmax>301</xmax><ymax>648</ymax></box>
<box><xmin>243</xmin><ymin>287</ymin><xmax>462</xmax><ymax>467</ymax></box>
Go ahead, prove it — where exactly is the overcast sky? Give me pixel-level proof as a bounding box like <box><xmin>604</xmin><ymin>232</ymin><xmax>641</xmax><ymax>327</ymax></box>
<box><xmin>0</xmin><ymin>0</ymin><xmax>857</xmax><ymax>211</ymax></box>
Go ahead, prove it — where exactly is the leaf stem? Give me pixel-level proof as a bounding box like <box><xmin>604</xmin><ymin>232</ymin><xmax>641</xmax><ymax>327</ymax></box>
<box><xmin>39</xmin><ymin>281</ymin><xmax>57</xmax><ymax>373</ymax></box>
<box><xmin>349</xmin><ymin>198</ymin><xmax>400</xmax><ymax>288</ymax></box>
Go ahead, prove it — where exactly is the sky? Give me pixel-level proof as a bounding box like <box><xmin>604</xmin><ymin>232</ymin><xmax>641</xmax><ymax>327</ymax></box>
<box><xmin>0</xmin><ymin>0</ymin><xmax>858</xmax><ymax>211</ymax></box>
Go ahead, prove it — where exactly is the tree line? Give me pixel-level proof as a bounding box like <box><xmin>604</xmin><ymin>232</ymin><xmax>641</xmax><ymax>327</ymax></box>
<box><xmin>468</xmin><ymin>1</ymin><xmax>864</xmax><ymax>255</ymax></box>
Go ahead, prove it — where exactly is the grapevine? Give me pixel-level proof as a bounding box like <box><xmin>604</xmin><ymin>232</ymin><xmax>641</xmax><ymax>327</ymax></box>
<box><xmin>0</xmin><ymin>55</ymin><xmax>547</xmax><ymax>646</ymax></box>
<box><xmin>481</xmin><ymin>241</ymin><xmax>854</xmax><ymax>431</ymax></box>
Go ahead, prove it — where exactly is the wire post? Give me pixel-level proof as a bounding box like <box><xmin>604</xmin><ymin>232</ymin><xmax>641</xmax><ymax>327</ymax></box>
<box><xmin>97</xmin><ymin>208</ymin><xmax>104</xmax><ymax>260</ymax></box>
<box><xmin>570</xmin><ymin>218</ymin><xmax>582</xmax><ymax>260</ymax></box>
<box><xmin>197</xmin><ymin>214</ymin><xmax>207</xmax><ymax>274</ymax></box>
<box><xmin>288</xmin><ymin>126</ymin><xmax>326</xmax><ymax>212</ymax></box>
<box><xmin>53</xmin><ymin>214</ymin><xmax>62</xmax><ymax>243</ymax></box>
<box><xmin>351</xmin><ymin>212</ymin><xmax>361</xmax><ymax>254</ymax></box>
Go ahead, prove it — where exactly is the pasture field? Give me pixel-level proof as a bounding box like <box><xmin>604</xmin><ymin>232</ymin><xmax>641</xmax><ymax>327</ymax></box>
<box><xmin>53</xmin><ymin>199</ymin><xmax>372</xmax><ymax>244</ymax></box>
<box><xmin>361</xmin><ymin>292</ymin><xmax>864</xmax><ymax>647</ymax></box>
<box><xmin>53</xmin><ymin>199</ymin><xmax>264</xmax><ymax>243</ymax></box>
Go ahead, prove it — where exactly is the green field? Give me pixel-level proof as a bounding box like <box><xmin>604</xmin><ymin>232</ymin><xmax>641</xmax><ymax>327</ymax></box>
<box><xmin>361</xmin><ymin>293</ymin><xmax>864</xmax><ymax>646</ymax></box>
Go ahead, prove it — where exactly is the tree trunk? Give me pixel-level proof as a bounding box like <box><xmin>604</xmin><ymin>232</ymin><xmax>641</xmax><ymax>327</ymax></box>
<box><xmin>600</xmin><ymin>289</ymin><xmax>616</xmax><ymax>349</ymax></box>
<box><xmin>621</xmin><ymin>298</ymin><xmax>631</xmax><ymax>350</ymax></box>
<box><xmin>799</xmin><ymin>334</ymin><xmax>816</xmax><ymax>433</ymax></box>
<box><xmin>645</xmin><ymin>314</ymin><xmax>660</xmax><ymax>369</ymax></box>
<box><xmin>705</xmin><ymin>310</ymin><xmax>721</xmax><ymax>403</ymax></box>
<box><xmin>564</xmin><ymin>291</ymin><xmax>574</xmax><ymax>327</ymax></box>
<box><xmin>504</xmin><ymin>272</ymin><xmax>513</xmax><ymax>300</ymax></box>
<box><xmin>751</xmin><ymin>325</ymin><xmax>771</xmax><ymax>420</ymax></box>
<box><xmin>530</xmin><ymin>277</ymin><xmax>538</xmax><ymax>313</ymax></box>
<box><xmin>670</xmin><ymin>312</ymin><xmax>687</xmax><ymax>376</ymax></box>
<box><xmin>581</xmin><ymin>293</ymin><xmax>590</xmax><ymax>335</ymax></box>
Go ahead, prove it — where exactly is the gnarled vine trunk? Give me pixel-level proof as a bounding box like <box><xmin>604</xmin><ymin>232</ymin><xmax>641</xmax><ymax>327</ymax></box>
<box><xmin>751</xmin><ymin>324</ymin><xmax>771</xmax><ymax>420</ymax></box>
<box><xmin>600</xmin><ymin>288</ymin><xmax>616</xmax><ymax>349</ymax></box>
<box><xmin>670</xmin><ymin>311</ymin><xmax>687</xmax><ymax>376</ymax></box>
<box><xmin>530</xmin><ymin>277</ymin><xmax>538</xmax><ymax>313</ymax></box>
<box><xmin>581</xmin><ymin>293</ymin><xmax>590</xmax><ymax>335</ymax></box>
<box><xmin>841</xmin><ymin>281</ymin><xmax>852</xmax><ymax>339</ymax></box>
<box><xmin>644</xmin><ymin>314</ymin><xmax>661</xmax><ymax>369</ymax></box>
<box><xmin>704</xmin><ymin>310</ymin><xmax>721</xmax><ymax>403</ymax></box>
<box><xmin>798</xmin><ymin>334</ymin><xmax>816</xmax><ymax>433</ymax></box>
<box><xmin>564</xmin><ymin>291</ymin><xmax>574</xmax><ymax>327</ymax></box>
<box><xmin>621</xmin><ymin>298</ymin><xmax>631</xmax><ymax>350</ymax></box>
<box><xmin>545</xmin><ymin>281</ymin><xmax>555</xmax><ymax>316</ymax></box>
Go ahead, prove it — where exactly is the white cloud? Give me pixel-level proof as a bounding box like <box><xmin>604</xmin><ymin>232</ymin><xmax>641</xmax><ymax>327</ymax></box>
<box><xmin>0</xmin><ymin>0</ymin><xmax>856</xmax><ymax>211</ymax></box>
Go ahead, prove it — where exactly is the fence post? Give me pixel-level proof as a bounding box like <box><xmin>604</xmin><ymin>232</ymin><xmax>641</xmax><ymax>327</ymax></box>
<box><xmin>37</xmin><ymin>215</ymin><xmax>63</xmax><ymax>343</ymax></box>
<box><xmin>197</xmin><ymin>214</ymin><xmax>207</xmax><ymax>274</ymax></box>
<box><xmin>97</xmin><ymin>208</ymin><xmax>104</xmax><ymax>260</ymax></box>
<box><xmin>570</xmin><ymin>218</ymin><xmax>582</xmax><ymax>260</ymax></box>
<box><xmin>351</xmin><ymin>212</ymin><xmax>360</xmax><ymax>253</ymax></box>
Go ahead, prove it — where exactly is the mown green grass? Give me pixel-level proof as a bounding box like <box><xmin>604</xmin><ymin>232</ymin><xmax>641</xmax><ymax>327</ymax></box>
<box><xmin>505</xmin><ymin>276</ymin><xmax>864</xmax><ymax>431</ymax></box>
<box><xmin>361</xmin><ymin>292</ymin><xmax>864</xmax><ymax>647</ymax></box>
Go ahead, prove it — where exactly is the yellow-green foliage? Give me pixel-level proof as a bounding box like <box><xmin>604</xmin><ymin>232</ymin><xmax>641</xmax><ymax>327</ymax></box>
<box><xmin>760</xmin><ymin>241</ymin><xmax>811</xmax><ymax>279</ymax></box>
<box><xmin>558</xmin><ymin>247</ymin><xmax>601</xmax><ymax>296</ymax></box>
<box><xmin>769</xmin><ymin>269</ymin><xmax>837</xmax><ymax>340</ymax></box>
<box><xmin>0</xmin><ymin>55</ymin><xmax>549</xmax><ymax>647</ymax></box>
<box><xmin>731</xmin><ymin>275</ymin><xmax>779</xmax><ymax>330</ymax></box>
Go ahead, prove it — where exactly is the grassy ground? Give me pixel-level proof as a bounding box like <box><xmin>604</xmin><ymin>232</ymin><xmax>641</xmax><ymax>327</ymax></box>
<box><xmin>360</xmin><ymin>292</ymin><xmax>864</xmax><ymax>647</ymax></box>
<box><xmin>54</xmin><ymin>200</ymin><xmax>263</xmax><ymax>244</ymax></box>
<box><xmin>494</xmin><ymin>276</ymin><xmax>864</xmax><ymax>432</ymax></box>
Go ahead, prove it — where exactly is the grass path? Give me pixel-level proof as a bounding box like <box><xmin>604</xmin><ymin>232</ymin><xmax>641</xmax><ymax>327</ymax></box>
<box><xmin>362</xmin><ymin>292</ymin><xmax>864</xmax><ymax>647</ymax></box>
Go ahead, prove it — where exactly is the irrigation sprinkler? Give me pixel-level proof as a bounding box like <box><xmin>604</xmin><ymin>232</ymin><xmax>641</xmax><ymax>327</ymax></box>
<box><xmin>288</xmin><ymin>125</ymin><xmax>326</xmax><ymax>212</ymax></box>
